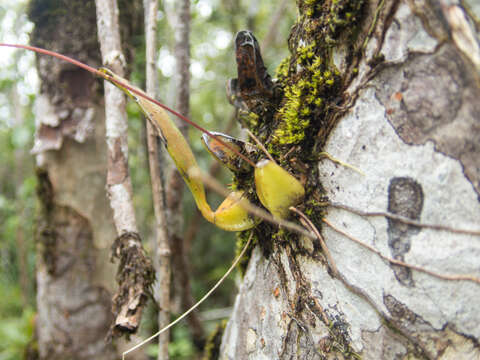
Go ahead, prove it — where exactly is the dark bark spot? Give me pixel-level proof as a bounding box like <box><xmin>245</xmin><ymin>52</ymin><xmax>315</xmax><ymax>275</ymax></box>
<box><xmin>36</xmin><ymin>168</ymin><xmax>59</xmax><ymax>274</ymax></box>
<box><xmin>36</xmin><ymin>167</ymin><xmax>55</xmax><ymax>213</ymax></box>
<box><xmin>387</xmin><ymin>177</ymin><xmax>424</xmax><ymax>287</ymax></box>
<box><xmin>384</xmin><ymin>294</ymin><xmax>418</xmax><ymax>326</ymax></box>
<box><xmin>382</xmin><ymin>294</ymin><xmax>436</xmax><ymax>358</ymax></box>
<box><xmin>38</xmin><ymin>227</ymin><xmax>58</xmax><ymax>275</ymax></box>
<box><xmin>376</xmin><ymin>45</ymin><xmax>480</xmax><ymax>195</ymax></box>
<box><xmin>107</xmin><ymin>138</ymin><xmax>128</xmax><ymax>185</ymax></box>
<box><xmin>59</xmin><ymin>69</ymin><xmax>95</xmax><ymax>107</ymax></box>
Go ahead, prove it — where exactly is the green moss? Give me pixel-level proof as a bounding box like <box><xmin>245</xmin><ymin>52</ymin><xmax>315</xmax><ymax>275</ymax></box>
<box><xmin>234</xmin><ymin>0</ymin><xmax>366</xmax><ymax>273</ymax></box>
<box><xmin>274</xmin><ymin>82</ymin><xmax>310</xmax><ymax>145</ymax></box>
<box><xmin>202</xmin><ymin>320</ymin><xmax>227</xmax><ymax>360</ymax></box>
<box><xmin>299</xmin><ymin>0</ymin><xmax>366</xmax><ymax>43</ymax></box>
<box><xmin>235</xmin><ymin>230</ymin><xmax>257</xmax><ymax>277</ymax></box>
<box><xmin>239</xmin><ymin>111</ymin><xmax>260</xmax><ymax>129</ymax></box>
<box><xmin>271</xmin><ymin>0</ymin><xmax>365</xmax><ymax>148</ymax></box>
<box><xmin>275</xmin><ymin>56</ymin><xmax>291</xmax><ymax>81</ymax></box>
<box><xmin>266</xmin><ymin>143</ymin><xmax>281</xmax><ymax>158</ymax></box>
<box><xmin>301</xmin><ymin>0</ymin><xmax>322</xmax><ymax>18</ymax></box>
<box><xmin>273</xmin><ymin>44</ymin><xmax>341</xmax><ymax>146</ymax></box>
<box><xmin>327</xmin><ymin>0</ymin><xmax>364</xmax><ymax>38</ymax></box>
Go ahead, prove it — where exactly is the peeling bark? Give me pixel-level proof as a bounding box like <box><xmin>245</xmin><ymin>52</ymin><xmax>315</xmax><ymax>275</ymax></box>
<box><xmin>29</xmin><ymin>0</ymin><xmax>118</xmax><ymax>358</ymax></box>
<box><xmin>221</xmin><ymin>1</ymin><xmax>480</xmax><ymax>359</ymax></box>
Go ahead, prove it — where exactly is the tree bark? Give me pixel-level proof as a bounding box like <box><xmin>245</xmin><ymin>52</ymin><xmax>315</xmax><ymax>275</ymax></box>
<box><xmin>143</xmin><ymin>0</ymin><xmax>172</xmax><ymax>358</ymax></box>
<box><xmin>95</xmin><ymin>0</ymin><xmax>154</xmax><ymax>341</ymax></box>
<box><xmin>221</xmin><ymin>1</ymin><xmax>480</xmax><ymax>359</ymax></box>
<box><xmin>169</xmin><ymin>0</ymin><xmax>207</xmax><ymax>348</ymax></box>
<box><xmin>29</xmin><ymin>0</ymin><xmax>118</xmax><ymax>358</ymax></box>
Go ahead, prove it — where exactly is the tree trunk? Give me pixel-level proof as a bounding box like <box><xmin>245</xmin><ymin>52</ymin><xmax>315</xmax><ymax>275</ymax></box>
<box><xmin>220</xmin><ymin>1</ymin><xmax>480</xmax><ymax>359</ymax></box>
<box><xmin>29</xmin><ymin>1</ymin><xmax>118</xmax><ymax>358</ymax></box>
<box><xmin>143</xmin><ymin>0</ymin><xmax>172</xmax><ymax>358</ymax></box>
<box><xmin>169</xmin><ymin>0</ymin><xmax>207</xmax><ymax>348</ymax></box>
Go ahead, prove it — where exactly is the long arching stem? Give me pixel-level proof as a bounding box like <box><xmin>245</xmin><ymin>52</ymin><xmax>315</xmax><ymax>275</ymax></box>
<box><xmin>0</xmin><ymin>43</ymin><xmax>255</xmax><ymax>168</ymax></box>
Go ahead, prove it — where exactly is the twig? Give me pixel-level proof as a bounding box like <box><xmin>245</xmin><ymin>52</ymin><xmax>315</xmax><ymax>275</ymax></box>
<box><xmin>0</xmin><ymin>44</ymin><xmax>256</xmax><ymax>168</ymax></box>
<box><xmin>95</xmin><ymin>0</ymin><xmax>154</xmax><ymax>338</ymax></box>
<box><xmin>245</xmin><ymin>128</ymin><xmax>276</xmax><ymax>164</ymax></box>
<box><xmin>123</xmin><ymin>232</ymin><xmax>254</xmax><ymax>359</ymax></box>
<box><xmin>167</xmin><ymin>0</ymin><xmax>206</xmax><ymax>347</ymax></box>
<box><xmin>174</xmin><ymin>0</ymin><xmax>191</xmax><ymax>137</ymax></box>
<box><xmin>322</xmin><ymin>218</ymin><xmax>480</xmax><ymax>285</ymax></box>
<box><xmin>318</xmin><ymin>152</ymin><xmax>365</xmax><ymax>176</ymax></box>
<box><xmin>329</xmin><ymin>202</ymin><xmax>480</xmax><ymax>236</ymax></box>
<box><xmin>261</xmin><ymin>0</ymin><xmax>290</xmax><ymax>50</ymax></box>
<box><xmin>289</xmin><ymin>207</ymin><xmax>339</xmax><ymax>278</ymax></box>
<box><xmin>95</xmin><ymin>0</ymin><xmax>135</xmax><ymax>234</ymax></box>
<box><xmin>144</xmin><ymin>0</ymin><xmax>171</xmax><ymax>358</ymax></box>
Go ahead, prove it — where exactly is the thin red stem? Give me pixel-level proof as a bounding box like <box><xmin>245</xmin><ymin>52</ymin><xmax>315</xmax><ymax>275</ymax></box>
<box><xmin>1</xmin><ymin>43</ymin><xmax>256</xmax><ymax>168</ymax></box>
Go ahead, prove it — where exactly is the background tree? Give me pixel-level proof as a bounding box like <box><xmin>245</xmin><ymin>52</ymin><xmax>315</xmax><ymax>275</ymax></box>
<box><xmin>27</xmin><ymin>0</ymin><xmax>119</xmax><ymax>358</ymax></box>
<box><xmin>0</xmin><ymin>2</ymin><xmax>37</xmax><ymax>359</ymax></box>
<box><xmin>220</xmin><ymin>1</ymin><xmax>480</xmax><ymax>359</ymax></box>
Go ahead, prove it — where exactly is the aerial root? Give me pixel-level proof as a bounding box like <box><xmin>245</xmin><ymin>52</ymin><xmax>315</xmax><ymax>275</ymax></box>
<box><xmin>330</xmin><ymin>202</ymin><xmax>480</xmax><ymax>236</ymax></box>
<box><xmin>318</xmin><ymin>152</ymin><xmax>365</xmax><ymax>176</ymax></box>
<box><xmin>122</xmin><ymin>232</ymin><xmax>253</xmax><ymax>359</ymax></box>
<box><xmin>322</xmin><ymin>217</ymin><xmax>480</xmax><ymax>285</ymax></box>
<box><xmin>290</xmin><ymin>206</ymin><xmax>339</xmax><ymax>278</ymax></box>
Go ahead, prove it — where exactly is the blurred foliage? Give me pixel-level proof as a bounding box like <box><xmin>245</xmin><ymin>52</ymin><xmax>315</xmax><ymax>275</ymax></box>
<box><xmin>0</xmin><ymin>285</ymin><xmax>35</xmax><ymax>360</ymax></box>
<box><xmin>0</xmin><ymin>1</ymin><xmax>38</xmax><ymax>359</ymax></box>
<box><xmin>146</xmin><ymin>326</ymin><xmax>195</xmax><ymax>359</ymax></box>
<box><xmin>0</xmin><ymin>0</ymin><xmax>295</xmax><ymax>358</ymax></box>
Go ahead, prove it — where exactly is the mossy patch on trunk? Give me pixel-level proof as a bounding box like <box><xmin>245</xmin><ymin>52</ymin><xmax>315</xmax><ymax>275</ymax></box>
<box><xmin>234</xmin><ymin>0</ymin><xmax>366</xmax><ymax>275</ymax></box>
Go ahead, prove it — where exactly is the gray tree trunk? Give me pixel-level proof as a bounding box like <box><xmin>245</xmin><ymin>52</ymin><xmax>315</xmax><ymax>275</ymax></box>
<box><xmin>221</xmin><ymin>1</ymin><xmax>480</xmax><ymax>359</ymax></box>
<box><xmin>29</xmin><ymin>1</ymin><xmax>118</xmax><ymax>358</ymax></box>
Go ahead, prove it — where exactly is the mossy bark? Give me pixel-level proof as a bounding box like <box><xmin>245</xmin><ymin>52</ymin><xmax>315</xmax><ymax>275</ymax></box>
<box><xmin>221</xmin><ymin>1</ymin><xmax>480</xmax><ymax>359</ymax></box>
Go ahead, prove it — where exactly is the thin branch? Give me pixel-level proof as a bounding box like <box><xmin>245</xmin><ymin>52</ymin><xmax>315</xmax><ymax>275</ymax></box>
<box><xmin>329</xmin><ymin>202</ymin><xmax>480</xmax><ymax>236</ymax></box>
<box><xmin>167</xmin><ymin>0</ymin><xmax>206</xmax><ymax>347</ymax></box>
<box><xmin>95</xmin><ymin>0</ymin><xmax>136</xmax><ymax>235</ymax></box>
<box><xmin>322</xmin><ymin>218</ymin><xmax>480</xmax><ymax>285</ymax></box>
<box><xmin>169</xmin><ymin>232</ymin><xmax>206</xmax><ymax>347</ymax></box>
<box><xmin>123</xmin><ymin>232</ymin><xmax>254</xmax><ymax>359</ymax></box>
<box><xmin>95</xmin><ymin>0</ymin><xmax>154</xmax><ymax>338</ymax></box>
<box><xmin>261</xmin><ymin>0</ymin><xmax>290</xmax><ymax>50</ymax></box>
<box><xmin>174</xmin><ymin>0</ymin><xmax>191</xmax><ymax>135</ymax></box>
<box><xmin>143</xmin><ymin>0</ymin><xmax>171</xmax><ymax>358</ymax></box>
<box><xmin>0</xmin><ymin>43</ymin><xmax>256</xmax><ymax>168</ymax></box>
<box><xmin>246</xmin><ymin>128</ymin><xmax>276</xmax><ymax>164</ymax></box>
<box><xmin>289</xmin><ymin>207</ymin><xmax>339</xmax><ymax>278</ymax></box>
<box><xmin>318</xmin><ymin>152</ymin><xmax>365</xmax><ymax>176</ymax></box>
